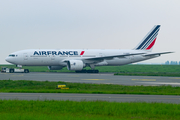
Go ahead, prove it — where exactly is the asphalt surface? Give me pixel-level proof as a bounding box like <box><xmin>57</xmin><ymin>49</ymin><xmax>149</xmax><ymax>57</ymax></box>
<box><xmin>1</xmin><ymin>72</ymin><xmax>180</xmax><ymax>86</ymax></box>
<box><xmin>1</xmin><ymin>93</ymin><xmax>180</xmax><ymax>103</ymax></box>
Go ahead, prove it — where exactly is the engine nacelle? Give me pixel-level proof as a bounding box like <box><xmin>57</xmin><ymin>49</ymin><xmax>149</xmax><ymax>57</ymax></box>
<box><xmin>48</xmin><ymin>66</ymin><xmax>64</xmax><ymax>70</ymax></box>
<box><xmin>67</xmin><ymin>60</ymin><xmax>84</xmax><ymax>71</ymax></box>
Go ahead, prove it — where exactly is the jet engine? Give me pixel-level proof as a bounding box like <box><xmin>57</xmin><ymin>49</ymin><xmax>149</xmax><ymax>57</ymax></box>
<box><xmin>67</xmin><ymin>60</ymin><xmax>84</xmax><ymax>70</ymax></box>
<box><xmin>48</xmin><ymin>66</ymin><xmax>64</xmax><ymax>70</ymax></box>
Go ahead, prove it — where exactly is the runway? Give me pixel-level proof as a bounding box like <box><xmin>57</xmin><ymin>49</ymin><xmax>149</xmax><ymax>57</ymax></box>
<box><xmin>0</xmin><ymin>93</ymin><xmax>180</xmax><ymax>103</ymax></box>
<box><xmin>1</xmin><ymin>72</ymin><xmax>180</xmax><ymax>86</ymax></box>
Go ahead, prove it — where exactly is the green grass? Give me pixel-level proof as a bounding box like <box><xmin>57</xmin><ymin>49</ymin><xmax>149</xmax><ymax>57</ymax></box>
<box><xmin>1</xmin><ymin>80</ymin><xmax>180</xmax><ymax>95</ymax></box>
<box><xmin>1</xmin><ymin>64</ymin><xmax>180</xmax><ymax>76</ymax></box>
<box><xmin>0</xmin><ymin>100</ymin><xmax>180</xmax><ymax>120</ymax></box>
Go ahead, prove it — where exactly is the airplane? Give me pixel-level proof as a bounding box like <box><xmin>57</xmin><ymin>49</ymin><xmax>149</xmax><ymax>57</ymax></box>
<box><xmin>5</xmin><ymin>25</ymin><xmax>173</xmax><ymax>73</ymax></box>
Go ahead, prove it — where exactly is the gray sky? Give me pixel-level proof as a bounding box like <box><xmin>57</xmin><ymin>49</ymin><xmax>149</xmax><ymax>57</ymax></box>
<box><xmin>0</xmin><ymin>0</ymin><xmax>180</xmax><ymax>64</ymax></box>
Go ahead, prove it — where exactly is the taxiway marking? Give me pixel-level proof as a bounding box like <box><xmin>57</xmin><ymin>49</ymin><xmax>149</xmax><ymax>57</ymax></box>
<box><xmin>132</xmin><ymin>79</ymin><xmax>156</xmax><ymax>81</ymax></box>
<box><xmin>82</xmin><ymin>79</ymin><xmax>106</xmax><ymax>80</ymax></box>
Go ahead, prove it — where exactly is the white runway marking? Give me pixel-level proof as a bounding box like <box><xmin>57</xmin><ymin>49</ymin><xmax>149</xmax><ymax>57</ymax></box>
<box><xmin>132</xmin><ymin>79</ymin><xmax>156</xmax><ymax>81</ymax></box>
<box><xmin>82</xmin><ymin>79</ymin><xmax>106</xmax><ymax>80</ymax></box>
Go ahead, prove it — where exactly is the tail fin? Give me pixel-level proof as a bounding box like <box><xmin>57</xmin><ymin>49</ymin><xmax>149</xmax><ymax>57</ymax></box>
<box><xmin>134</xmin><ymin>25</ymin><xmax>160</xmax><ymax>51</ymax></box>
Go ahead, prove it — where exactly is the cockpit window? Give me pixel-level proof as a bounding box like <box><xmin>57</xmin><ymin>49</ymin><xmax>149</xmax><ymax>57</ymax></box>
<box><xmin>9</xmin><ymin>54</ymin><xmax>15</xmax><ymax>57</ymax></box>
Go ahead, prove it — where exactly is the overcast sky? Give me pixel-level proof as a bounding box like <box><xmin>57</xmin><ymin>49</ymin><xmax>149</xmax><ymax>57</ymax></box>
<box><xmin>0</xmin><ymin>0</ymin><xmax>180</xmax><ymax>64</ymax></box>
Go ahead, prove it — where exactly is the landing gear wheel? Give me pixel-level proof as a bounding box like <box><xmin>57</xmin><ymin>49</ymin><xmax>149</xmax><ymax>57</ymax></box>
<box><xmin>87</xmin><ymin>70</ymin><xmax>99</xmax><ymax>73</ymax></box>
<box><xmin>24</xmin><ymin>69</ymin><xmax>29</xmax><ymax>73</ymax></box>
<box><xmin>94</xmin><ymin>70</ymin><xmax>99</xmax><ymax>73</ymax></box>
<box><xmin>75</xmin><ymin>70</ymin><xmax>86</xmax><ymax>73</ymax></box>
<box><xmin>75</xmin><ymin>70</ymin><xmax>99</xmax><ymax>73</ymax></box>
<box><xmin>9</xmin><ymin>69</ymin><xmax>14</xmax><ymax>73</ymax></box>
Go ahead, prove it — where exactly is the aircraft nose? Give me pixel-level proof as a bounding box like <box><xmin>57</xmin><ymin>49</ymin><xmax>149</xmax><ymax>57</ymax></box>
<box><xmin>5</xmin><ymin>57</ymin><xmax>9</xmax><ymax>62</ymax></box>
<box><xmin>5</xmin><ymin>57</ymin><xmax>14</xmax><ymax>63</ymax></box>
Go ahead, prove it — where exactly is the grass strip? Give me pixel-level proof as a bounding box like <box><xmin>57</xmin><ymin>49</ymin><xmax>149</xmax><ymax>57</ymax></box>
<box><xmin>0</xmin><ymin>100</ymin><xmax>180</xmax><ymax>120</ymax></box>
<box><xmin>2</xmin><ymin>64</ymin><xmax>180</xmax><ymax>76</ymax></box>
<box><xmin>1</xmin><ymin>80</ymin><xmax>180</xmax><ymax>95</ymax></box>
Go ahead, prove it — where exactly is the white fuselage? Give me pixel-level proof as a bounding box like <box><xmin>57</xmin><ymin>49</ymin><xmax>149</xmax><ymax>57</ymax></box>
<box><xmin>5</xmin><ymin>49</ymin><xmax>158</xmax><ymax>67</ymax></box>
<box><xmin>5</xmin><ymin>25</ymin><xmax>172</xmax><ymax>71</ymax></box>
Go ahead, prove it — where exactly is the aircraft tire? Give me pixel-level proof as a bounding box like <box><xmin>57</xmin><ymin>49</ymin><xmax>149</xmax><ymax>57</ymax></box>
<box><xmin>75</xmin><ymin>71</ymin><xmax>79</xmax><ymax>73</ymax></box>
<box><xmin>81</xmin><ymin>70</ymin><xmax>87</xmax><ymax>73</ymax></box>
<box><xmin>95</xmin><ymin>70</ymin><xmax>99</xmax><ymax>73</ymax></box>
<box><xmin>75</xmin><ymin>70</ymin><xmax>99</xmax><ymax>73</ymax></box>
<box><xmin>24</xmin><ymin>69</ymin><xmax>29</xmax><ymax>73</ymax></box>
<box><xmin>87</xmin><ymin>70</ymin><xmax>92</xmax><ymax>73</ymax></box>
<box><xmin>75</xmin><ymin>70</ymin><xmax>86</xmax><ymax>73</ymax></box>
<box><xmin>87</xmin><ymin>70</ymin><xmax>99</xmax><ymax>73</ymax></box>
<box><xmin>9</xmin><ymin>69</ymin><xmax>14</xmax><ymax>73</ymax></box>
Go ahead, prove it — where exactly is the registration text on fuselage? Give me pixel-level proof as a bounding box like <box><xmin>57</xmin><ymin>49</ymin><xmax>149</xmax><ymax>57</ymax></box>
<box><xmin>33</xmin><ymin>51</ymin><xmax>79</xmax><ymax>56</ymax></box>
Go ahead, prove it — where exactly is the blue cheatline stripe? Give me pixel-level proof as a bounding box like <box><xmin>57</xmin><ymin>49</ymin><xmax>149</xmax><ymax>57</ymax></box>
<box><xmin>136</xmin><ymin>25</ymin><xmax>160</xmax><ymax>50</ymax></box>
<box><xmin>142</xmin><ymin>34</ymin><xmax>157</xmax><ymax>50</ymax></box>
<box><xmin>141</xmin><ymin>29</ymin><xmax>159</xmax><ymax>49</ymax></box>
<box><xmin>142</xmin><ymin>31</ymin><xmax>158</xmax><ymax>50</ymax></box>
<box><xmin>141</xmin><ymin>28</ymin><xmax>159</xmax><ymax>49</ymax></box>
<box><xmin>137</xmin><ymin>26</ymin><xmax>160</xmax><ymax>49</ymax></box>
<box><xmin>142</xmin><ymin>28</ymin><xmax>159</xmax><ymax>48</ymax></box>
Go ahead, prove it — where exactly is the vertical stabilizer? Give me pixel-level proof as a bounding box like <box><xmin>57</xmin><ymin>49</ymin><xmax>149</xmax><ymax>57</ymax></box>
<box><xmin>134</xmin><ymin>25</ymin><xmax>160</xmax><ymax>51</ymax></box>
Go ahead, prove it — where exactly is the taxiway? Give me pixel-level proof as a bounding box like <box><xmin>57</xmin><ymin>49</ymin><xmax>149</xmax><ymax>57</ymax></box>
<box><xmin>1</xmin><ymin>72</ymin><xmax>180</xmax><ymax>86</ymax></box>
<box><xmin>0</xmin><ymin>93</ymin><xmax>180</xmax><ymax>103</ymax></box>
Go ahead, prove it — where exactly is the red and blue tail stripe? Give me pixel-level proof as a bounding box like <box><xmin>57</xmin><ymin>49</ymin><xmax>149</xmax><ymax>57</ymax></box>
<box><xmin>134</xmin><ymin>25</ymin><xmax>160</xmax><ymax>51</ymax></box>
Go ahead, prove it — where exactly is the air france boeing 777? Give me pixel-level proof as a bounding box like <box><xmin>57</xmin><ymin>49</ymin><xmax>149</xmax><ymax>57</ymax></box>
<box><xmin>5</xmin><ymin>25</ymin><xmax>173</xmax><ymax>73</ymax></box>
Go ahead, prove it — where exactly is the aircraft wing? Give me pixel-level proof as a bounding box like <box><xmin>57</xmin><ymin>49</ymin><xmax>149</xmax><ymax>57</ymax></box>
<box><xmin>62</xmin><ymin>52</ymin><xmax>145</xmax><ymax>63</ymax></box>
<box><xmin>84</xmin><ymin>52</ymin><xmax>145</xmax><ymax>61</ymax></box>
<box><xmin>143</xmin><ymin>52</ymin><xmax>174</xmax><ymax>56</ymax></box>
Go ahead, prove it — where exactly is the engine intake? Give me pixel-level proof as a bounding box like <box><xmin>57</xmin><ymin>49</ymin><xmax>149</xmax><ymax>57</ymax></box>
<box><xmin>67</xmin><ymin>60</ymin><xmax>84</xmax><ymax>70</ymax></box>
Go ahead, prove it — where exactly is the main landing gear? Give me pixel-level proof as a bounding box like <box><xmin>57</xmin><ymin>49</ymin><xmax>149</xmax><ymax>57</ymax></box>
<box><xmin>75</xmin><ymin>69</ymin><xmax>99</xmax><ymax>73</ymax></box>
